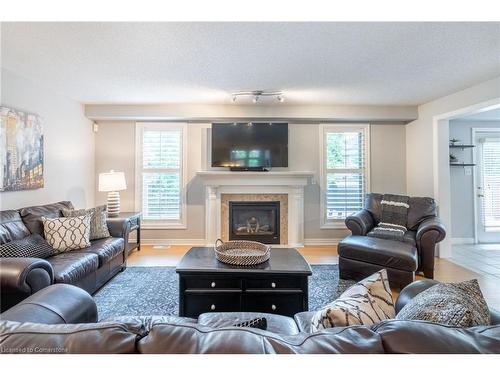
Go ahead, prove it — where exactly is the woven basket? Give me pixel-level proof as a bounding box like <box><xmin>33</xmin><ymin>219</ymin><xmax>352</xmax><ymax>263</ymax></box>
<box><xmin>214</xmin><ymin>239</ymin><xmax>271</xmax><ymax>266</ymax></box>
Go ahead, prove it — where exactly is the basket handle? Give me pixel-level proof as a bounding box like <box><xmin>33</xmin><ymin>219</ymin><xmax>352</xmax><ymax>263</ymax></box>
<box><xmin>214</xmin><ymin>238</ymin><xmax>224</xmax><ymax>250</ymax></box>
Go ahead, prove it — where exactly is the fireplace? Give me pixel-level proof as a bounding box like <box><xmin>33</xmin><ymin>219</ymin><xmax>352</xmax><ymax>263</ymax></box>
<box><xmin>229</xmin><ymin>201</ymin><xmax>280</xmax><ymax>244</ymax></box>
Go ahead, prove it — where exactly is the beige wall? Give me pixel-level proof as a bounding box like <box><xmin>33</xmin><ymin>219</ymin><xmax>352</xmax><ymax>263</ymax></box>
<box><xmin>0</xmin><ymin>68</ymin><xmax>95</xmax><ymax>210</ymax></box>
<box><xmin>95</xmin><ymin>122</ymin><xmax>406</xmax><ymax>242</ymax></box>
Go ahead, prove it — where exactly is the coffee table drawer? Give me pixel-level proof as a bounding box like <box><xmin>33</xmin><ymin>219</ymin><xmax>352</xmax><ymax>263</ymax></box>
<box><xmin>183</xmin><ymin>292</ymin><xmax>241</xmax><ymax>317</ymax></box>
<box><xmin>245</xmin><ymin>276</ymin><xmax>303</xmax><ymax>290</ymax></box>
<box><xmin>184</xmin><ymin>277</ymin><xmax>241</xmax><ymax>290</ymax></box>
<box><xmin>243</xmin><ymin>292</ymin><xmax>304</xmax><ymax>316</ymax></box>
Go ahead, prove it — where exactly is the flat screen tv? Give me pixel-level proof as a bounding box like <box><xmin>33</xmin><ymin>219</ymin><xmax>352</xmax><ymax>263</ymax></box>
<box><xmin>211</xmin><ymin>123</ymin><xmax>288</xmax><ymax>168</ymax></box>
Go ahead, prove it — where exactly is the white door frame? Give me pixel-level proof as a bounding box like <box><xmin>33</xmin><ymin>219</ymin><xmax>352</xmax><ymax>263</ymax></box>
<box><xmin>432</xmin><ymin>98</ymin><xmax>500</xmax><ymax>258</ymax></box>
<box><xmin>472</xmin><ymin>127</ymin><xmax>500</xmax><ymax>243</ymax></box>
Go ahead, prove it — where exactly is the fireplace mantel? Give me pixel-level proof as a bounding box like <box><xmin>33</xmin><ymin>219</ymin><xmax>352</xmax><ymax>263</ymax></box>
<box><xmin>197</xmin><ymin>170</ymin><xmax>314</xmax><ymax>247</ymax></box>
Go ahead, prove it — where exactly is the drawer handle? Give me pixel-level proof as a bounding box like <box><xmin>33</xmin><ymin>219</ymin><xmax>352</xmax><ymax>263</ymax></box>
<box><xmin>211</xmin><ymin>304</ymin><xmax>216</xmax><ymax>311</ymax></box>
<box><xmin>271</xmin><ymin>304</ymin><xmax>277</xmax><ymax>311</ymax></box>
<box><xmin>271</xmin><ymin>282</ymin><xmax>276</xmax><ymax>288</ymax></box>
<box><xmin>211</xmin><ymin>282</ymin><xmax>216</xmax><ymax>288</ymax></box>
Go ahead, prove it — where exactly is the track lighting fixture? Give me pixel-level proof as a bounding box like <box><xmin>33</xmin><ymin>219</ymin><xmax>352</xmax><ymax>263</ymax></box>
<box><xmin>231</xmin><ymin>90</ymin><xmax>284</xmax><ymax>103</ymax></box>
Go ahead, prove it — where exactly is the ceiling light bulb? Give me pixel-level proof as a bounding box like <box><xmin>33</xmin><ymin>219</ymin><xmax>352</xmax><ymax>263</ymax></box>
<box><xmin>277</xmin><ymin>95</ymin><xmax>284</xmax><ymax>102</ymax></box>
<box><xmin>253</xmin><ymin>95</ymin><xmax>259</xmax><ymax>103</ymax></box>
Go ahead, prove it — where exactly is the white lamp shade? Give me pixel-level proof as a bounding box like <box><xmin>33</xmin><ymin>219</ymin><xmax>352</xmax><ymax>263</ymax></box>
<box><xmin>98</xmin><ymin>171</ymin><xmax>127</xmax><ymax>192</ymax></box>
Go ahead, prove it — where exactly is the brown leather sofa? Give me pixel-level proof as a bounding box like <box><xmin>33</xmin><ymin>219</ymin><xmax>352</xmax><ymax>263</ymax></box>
<box><xmin>1</xmin><ymin>280</ymin><xmax>499</xmax><ymax>354</ymax></box>
<box><xmin>0</xmin><ymin>201</ymin><xmax>131</xmax><ymax>312</ymax></box>
<box><xmin>339</xmin><ymin>193</ymin><xmax>446</xmax><ymax>288</ymax></box>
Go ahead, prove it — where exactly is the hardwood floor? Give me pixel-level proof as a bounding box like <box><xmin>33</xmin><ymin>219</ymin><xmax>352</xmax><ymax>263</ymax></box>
<box><xmin>127</xmin><ymin>244</ymin><xmax>500</xmax><ymax>310</ymax></box>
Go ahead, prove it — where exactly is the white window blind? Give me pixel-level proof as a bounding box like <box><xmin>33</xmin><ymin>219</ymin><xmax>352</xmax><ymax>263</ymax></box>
<box><xmin>136</xmin><ymin>123</ymin><xmax>186</xmax><ymax>227</ymax></box>
<box><xmin>321</xmin><ymin>125</ymin><xmax>369</xmax><ymax>227</ymax></box>
<box><xmin>481</xmin><ymin>138</ymin><xmax>500</xmax><ymax>232</ymax></box>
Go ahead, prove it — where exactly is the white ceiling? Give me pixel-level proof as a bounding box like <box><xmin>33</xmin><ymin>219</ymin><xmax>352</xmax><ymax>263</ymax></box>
<box><xmin>2</xmin><ymin>22</ymin><xmax>500</xmax><ymax>105</ymax></box>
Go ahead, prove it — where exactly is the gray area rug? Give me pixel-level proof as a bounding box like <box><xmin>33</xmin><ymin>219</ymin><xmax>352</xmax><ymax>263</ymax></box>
<box><xmin>94</xmin><ymin>264</ymin><xmax>354</xmax><ymax>320</ymax></box>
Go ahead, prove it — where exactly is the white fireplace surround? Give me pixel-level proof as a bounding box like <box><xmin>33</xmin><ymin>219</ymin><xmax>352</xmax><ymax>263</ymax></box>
<box><xmin>197</xmin><ymin>171</ymin><xmax>314</xmax><ymax>247</ymax></box>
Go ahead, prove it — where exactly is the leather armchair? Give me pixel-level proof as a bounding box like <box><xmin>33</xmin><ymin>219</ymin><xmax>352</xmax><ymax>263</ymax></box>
<box><xmin>341</xmin><ymin>194</ymin><xmax>446</xmax><ymax>284</ymax></box>
<box><xmin>0</xmin><ymin>258</ymin><xmax>54</xmax><ymax>312</ymax></box>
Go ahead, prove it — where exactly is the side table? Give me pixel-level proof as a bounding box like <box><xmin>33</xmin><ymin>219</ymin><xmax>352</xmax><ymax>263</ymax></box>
<box><xmin>107</xmin><ymin>212</ymin><xmax>142</xmax><ymax>257</ymax></box>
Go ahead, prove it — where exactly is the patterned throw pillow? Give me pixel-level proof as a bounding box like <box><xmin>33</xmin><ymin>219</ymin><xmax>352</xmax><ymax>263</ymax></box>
<box><xmin>310</xmin><ymin>269</ymin><xmax>395</xmax><ymax>332</ymax></box>
<box><xmin>0</xmin><ymin>234</ymin><xmax>55</xmax><ymax>259</ymax></box>
<box><xmin>62</xmin><ymin>205</ymin><xmax>110</xmax><ymax>240</ymax></box>
<box><xmin>396</xmin><ymin>279</ymin><xmax>490</xmax><ymax>327</ymax></box>
<box><xmin>42</xmin><ymin>215</ymin><xmax>91</xmax><ymax>253</ymax></box>
<box><xmin>233</xmin><ymin>317</ymin><xmax>267</xmax><ymax>330</ymax></box>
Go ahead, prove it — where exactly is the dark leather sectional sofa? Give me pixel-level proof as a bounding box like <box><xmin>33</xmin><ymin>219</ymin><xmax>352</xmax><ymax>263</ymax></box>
<box><xmin>1</xmin><ymin>279</ymin><xmax>499</xmax><ymax>354</ymax></box>
<box><xmin>0</xmin><ymin>201</ymin><xmax>131</xmax><ymax>312</ymax></box>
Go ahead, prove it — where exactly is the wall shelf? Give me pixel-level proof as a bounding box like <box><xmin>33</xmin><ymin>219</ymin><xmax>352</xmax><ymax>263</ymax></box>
<box><xmin>449</xmin><ymin>144</ymin><xmax>475</xmax><ymax>149</ymax></box>
<box><xmin>450</xmin><ymin>163</ymin><xmax>476</xmax><ymax>167</ymax></box>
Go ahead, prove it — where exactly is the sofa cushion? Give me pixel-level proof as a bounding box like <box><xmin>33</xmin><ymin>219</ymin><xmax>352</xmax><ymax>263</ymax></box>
<box><xmin>0</xmin><ymin>234</ymin><xmax>55</xmax><ymax>259</ymax></box>
<box><xmin>0</xmin><ymin>320</ymin><xmax>142</xmax><ymax>354</ymax></box>
<box><xmin>42</xmin><ymin>215</ymin><xmax>91</xmax><ymax>253</ymax></box>
<box><xmin>373</xmin><ymin>320</ymin><xmax>500</xmax><ymax>354</ymax></box>
<box><xmin>198</xmin><ymin>312</ymin><xmax>299</xmax><ymax>335</ymax></box>
<box><xmin>47</xmin><ymin>252</ymin><xmax>99</xmax><ymax>284</ymax></box>
<box><xmin>310</xmin><ymin>270</ymin><xmax>395</xmax><ymax>332</ymax></box>
<box><xmin>80</xmin><ymin>237</ymin><xmax>124</xmax><ymax>266</ymax></box>
<box><xmin>338</xmin><ymin>235</ymin><xmax>418</xmax><ymax>272</ymax></box>
<box><xmin>407</xmin><ymin>197</ymin><xmax>437</xmax><ymax>230</ymax></box>
<box><xmin>396</xmin><ymin>279</ymin><xmax>490</xmax><ymax>327</ymax></box>
<box><xmin>0</xmin><ymin>210</ymin><xmax>31</xmax><ymax>245</ymax></box>
<box><xmin>62</xmin><ymin>205</ymin><xmax>110</xmax><ymax>240</ymax></box>
<box><xmin>20</xmin><ymin>201</ymin><xmax>74</xmax><ymax>236</ymax></box>
<box><xmin>137</xmin><ymin>321</ymin><xmax>384</xmax><ymax>354</ymax></box>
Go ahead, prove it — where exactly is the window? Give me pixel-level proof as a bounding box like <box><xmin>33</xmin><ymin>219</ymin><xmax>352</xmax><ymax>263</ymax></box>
<box><xmin>319</xmin><ymin>124</ymin><xmax>370</xmax><ymax>228</ymax></box>
<box><xmin>480</xmin><ymin>137</ymin><xmax>500</xmax><ymax>232</ymax></box>
<box><xmin>135</xmin><ymin>123</ymin><xmax>187</xmax><ymax>229</ymax></box>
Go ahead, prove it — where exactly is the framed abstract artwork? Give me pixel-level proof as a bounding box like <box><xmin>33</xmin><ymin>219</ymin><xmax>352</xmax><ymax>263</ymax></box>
<box><xmin>0</xmin><ymin>106</ymin><xmax>44</xmax><ymax>191</ymax></box>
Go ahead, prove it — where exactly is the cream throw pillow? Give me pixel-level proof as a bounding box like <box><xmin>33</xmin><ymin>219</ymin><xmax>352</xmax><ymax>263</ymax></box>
<box><xmin>311</xmin><ymin>269</ymin><xmax>395</xmax><ymax>332</ymax></box>
<box><xmin>42</xmin><ymin>215</ymin><xmax>91</xmax><ymax>253</ymax></box>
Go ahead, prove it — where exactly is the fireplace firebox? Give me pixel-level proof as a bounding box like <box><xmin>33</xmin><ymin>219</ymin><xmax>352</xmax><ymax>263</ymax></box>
<box><xmin>229</xmin><ymin>201</ymin><xmax>280</xmax><ymax>244</ymax></box>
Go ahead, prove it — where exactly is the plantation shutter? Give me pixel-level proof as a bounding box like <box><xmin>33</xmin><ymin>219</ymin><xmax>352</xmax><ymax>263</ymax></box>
<box><xmin>325</xmin><ymin>129</ymin><xmax>367</xmax><ymax>220</ymax></box>
<box><xmin>141</xmin><ymin>128</ymin><xmax>182</xmax><ymax>220</ymax></box>
<box><xmin>481</xmin><ymin>138</ymin><xmax>500</xmax><ymax>231</ymax></box>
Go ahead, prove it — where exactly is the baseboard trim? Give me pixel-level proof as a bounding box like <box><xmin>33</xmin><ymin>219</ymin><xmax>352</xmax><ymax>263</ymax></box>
<box><xmin>141</xmin><ymin>238</ymin><xmax>341</xmax><ymax>246</ymax></box>
<box><xmin>303</xmin><ymin>238</ymin><xmax>342</xmax><ymax>245</ymax></box>
<box><xmin>141</xmin><ymin>239</ymin><xmax>206</xmax><ymax>246</ymax></box>
<box><xmin>451</xmin><ymin>237</ymin><xmax>475</xmax><ymax>245</ymax></box>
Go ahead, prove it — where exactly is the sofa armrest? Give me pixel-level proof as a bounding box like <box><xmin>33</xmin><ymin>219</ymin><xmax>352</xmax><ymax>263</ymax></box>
<box><xmin>416</xmin><ymin>217</ymin><xmax>446</xmax><ymax>244</ymax></box>
<box><xmin>106</xmin><ymin>218</ymin><xmax>131</xmax><ymax>239</ymax></box>
<box><xmin>0</xmin><ymin>258</ymin><xmax>54</xmax><ymax>312</ymax></box>
<box><xmin>415</xmin><ymin>217</ymin><xmax>446</xmax><ymax>279</ymax></box>
<box><xmin>0</xmin><ymin>284</ymin><xmax>97</xmax><ymax>324</ymax></box>
<box><xmin>345</xmin><ymin>209</ymin><xmax>375</xmax><ymax>236</ymax></box>
<box><xmin>394</xmin><ymin>279</ymin><xmax>439</xmax><ymax>314</ymax></box>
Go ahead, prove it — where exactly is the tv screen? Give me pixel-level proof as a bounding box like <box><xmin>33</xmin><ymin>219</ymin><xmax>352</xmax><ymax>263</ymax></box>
<box><xmin>211</xmin><ymin>123</ymin><xmax>288</xmax><ymax>168</ymax></box>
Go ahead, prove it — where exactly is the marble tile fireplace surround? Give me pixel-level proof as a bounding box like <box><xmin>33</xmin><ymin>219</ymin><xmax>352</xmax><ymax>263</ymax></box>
<box><xmin>197</xmin><ymin>171</ymin><xmax>313</xmax><ymax>247</ymax></box>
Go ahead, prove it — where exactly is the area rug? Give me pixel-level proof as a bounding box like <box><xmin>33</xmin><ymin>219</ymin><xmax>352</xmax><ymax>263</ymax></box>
<box><xmin>94</xmin><ymin>264</ymin><xmax>354</xmax><ymax>320</ymax></box>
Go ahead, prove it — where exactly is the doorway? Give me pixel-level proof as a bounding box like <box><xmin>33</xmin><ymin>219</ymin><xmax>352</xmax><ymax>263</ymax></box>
<box><xmin>474</xmin><ymin>129</ymin><xmax>500</xmax><ymax>243</ymax></box>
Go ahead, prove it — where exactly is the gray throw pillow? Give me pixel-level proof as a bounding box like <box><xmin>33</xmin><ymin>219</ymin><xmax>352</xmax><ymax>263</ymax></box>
<box><xmin>62</xmin><ymin>205</ymin><xmax>110</xmax><ymax>240</ymax></box>
<box><xmin>396</xmin><ymin>279</ymin><xmax>490</xmax><ymax>327</ymax></box>
<box><xmin>0</xmin><ymin>234</ymin><xmax>55</xmax><ymax>259</ymax></box>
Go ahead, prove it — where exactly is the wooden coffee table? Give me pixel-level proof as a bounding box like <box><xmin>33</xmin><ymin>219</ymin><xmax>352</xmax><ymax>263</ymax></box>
<box><xmin>176</xmin><ymin>247</ymin><xmax>312</xmax><ymax>318</ymax></box>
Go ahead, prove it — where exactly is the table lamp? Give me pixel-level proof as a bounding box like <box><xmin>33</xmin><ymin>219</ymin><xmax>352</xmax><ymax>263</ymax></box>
<box><xmin>98</xmin><ymin>170</ymin><xmax>127</xmax><ymax>217</ymax></box>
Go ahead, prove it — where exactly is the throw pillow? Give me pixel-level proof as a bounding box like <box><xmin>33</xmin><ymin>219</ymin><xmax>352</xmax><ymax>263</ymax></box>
<box><xmin>62</xmin><ymin>205</ymin><xmax>110</xmax><ymax>240</ymax></box>
<box><xmin>233</xmin><ymin>317</ymin><xmax>267</xmax><ymax>330</ymax></box>
<box><xmin>0</xmin><ymin>234</ymin><xmax>55</xmax><ymax>259</ymax></box>
<box><xmin>396</xmin><ymin>279</ymin><xmax>490</xmax><ymax>327</ymax></box>
<box><xmin>310</xmin><ymin>269</ymin><xmax>395</xmax><ymax>332</ymax></box>
<box><xmin>42</xmin><ymin>215</ymin><xmax>91</xmax><ymax>253</ymax></box>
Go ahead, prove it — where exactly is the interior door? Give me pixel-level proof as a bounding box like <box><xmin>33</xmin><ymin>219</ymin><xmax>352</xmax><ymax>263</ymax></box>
<box><xmin>475</xmin><ymin>131</ymin><xmax>500</xmax><ymax>243</ymax></box>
